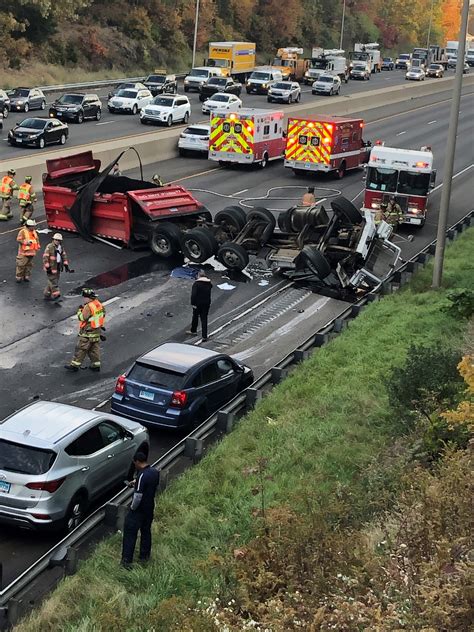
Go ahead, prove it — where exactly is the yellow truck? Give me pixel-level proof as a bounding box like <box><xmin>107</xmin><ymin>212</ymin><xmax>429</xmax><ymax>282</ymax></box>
<box><xmin>271</xmin><ymin>47</ymin><xmax>309</xmax><ymax>81</ymax></box>
<box><xmin>206</xmin><ymin>41</ymin><xmax>256</xmax><ymax>79</ymax></box>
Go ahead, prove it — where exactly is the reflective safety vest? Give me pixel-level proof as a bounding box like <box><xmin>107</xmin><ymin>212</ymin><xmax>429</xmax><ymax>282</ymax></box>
<box><xmin>17</xmin><ymin>228</ymin><xmax>40</xmax><ymax>256</ymax></box>
<box><xmin>78</xmin><ymin>299</ymin><xmax>105</xmax><ymax>332</ymax></box>
<box><xmin>0</xmin><ymin>176</ymin><xmax>16</xmax><ymax>198</ymax></box>
<box><xmin>18</xmin><ymin>183</ymin><xmax>34</xmax><ymax>207</ymax></box>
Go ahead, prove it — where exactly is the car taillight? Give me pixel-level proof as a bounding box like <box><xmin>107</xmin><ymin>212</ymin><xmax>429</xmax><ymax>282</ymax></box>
<box><xmin>115</xmin><ymin>374</ymin><xmax>127</xmax><ymax>394</ymax></box>
<box><xmin>202</xmin><ymin>136</ymin><xmax>209</xmax><ymax>140</ymax></box>
<box><xmin>31</xmin><ymin>513</ymin><xmax>51</xmax><ymax>520</ymax></box>
<box><xmin>26</xmin><ymin>477</ymin><xmax>66</xmax><ymax>493</ymax></box>
<box><xmin>170</xmin><ymin>390</ymin><xmax>187</xmax><ymax>408</ymax></box>
<box><xmin>180</xmin><ymin>133</ymin><xmax>186</xmax><ymax>138</ymax></box>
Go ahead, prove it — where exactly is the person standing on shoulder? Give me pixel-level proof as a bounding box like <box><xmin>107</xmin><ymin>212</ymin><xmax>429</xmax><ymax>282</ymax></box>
<box><xmin>186</xmin><ymin>269</ymin><xmax>212</xmax><ymax>341</ymax></box>
<box><xmin>18</xmin><ymin>176</ymin><xmax>37</xmax><ymax>225</ymax></box>
<box><xmin>301</xmin><ymin>186</ymin><xmax>316</xmax><ymax>206</ymax></box>
<box><xmin>15</xmin><ymin>219</ymin><xmax>40</xmax><ymax>283</ymax></box>
<box><xmin>0</xmin><ymin>169</ymin><xmax>18</xmax><ymax>221</ymax></box>
<box><xmin>43</xmin><ymin>233</ymin><xmax>71</xmax><ymax>300</ymax></box>
<box><xmin>65</xmin><ymin>288</ymin><xmax>105</xmax><ymax>372</ymax></box>
<box><xmin>121</xmin><ymin>452</ymin><xmax>160</xmax><ymax>569</ymax></box>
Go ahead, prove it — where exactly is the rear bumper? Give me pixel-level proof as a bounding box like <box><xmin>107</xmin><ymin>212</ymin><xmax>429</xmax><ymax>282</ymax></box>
<box><xmin>0</xmin><ymin>504</ymin><xmax>61</xmax><ymax>529</ymax></box>
<box><xmin>111</xmin><ymin>397</ymin><xmax>191</xmax><ymax>430</ymax></box>
<box><xmin>210</xmin><ymin>151</ymin><xmax>255</xmax><ymax>165</ymax></box>
<box><xmin>285</xmin><ymin>159</ymin><xmax>330</xmax><ymax>172</ymax></box>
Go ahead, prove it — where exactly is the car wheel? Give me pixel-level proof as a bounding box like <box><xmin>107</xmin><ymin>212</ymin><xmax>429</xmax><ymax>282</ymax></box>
<box><xmin>178</xmin><ymin>148</ymin><xmax>186</xmax><ymax>157</ymax></box>
<box><xmin>37</xmin><ymin>137</ymin><xmax>45</xmax><ymax>149</ymax></box>
<box><xmin>2</xmin><ymin>107</ymin><xmax>8</xmax><ymax>118</ymax></box>
<box><xmin>167</xmin><ymin>115</ymin><xmax>173</xmax><ymax>127</ymax></box>
<box><xmin>214</xmin><ymin>206</ymin><xmax>247</xmax><ymax>236</ymax></box>
<box><xmin>217</xmin><ymin>242</ymin><xmax>249</xmax><ymax>271</ymax></box>
<box><xmin>24</xmin><ymin>103</ymin><xmax>29</xmax><ymax>113</ymax></box>
<box><xmin>132</xmin><ymin>104</ymin><xmax>138</xmax><ymax>115</ymax></box>
<box><xmin>331</xmin><ymin>196</ymin><xmax>363</xmax><ymax>225</ymax></box>
<box><xmin>40</xmin><ymin>100</ymin><xmax>46</xmax><ymax>110</ymax></box>
<box><xmin>329</xmin><ymin>88</ymin><xmax>333</xmax><ymax>96</ymax></box>
<box><xmin>288</xmin><ymin>95</ymin><xmax>293</xmax><ymax>104</ymax></box>
<box><xmin>184</xmin><ymin>87</ymin><xmax>189</xmax><ymax>93</ymax></box>
<box><xmin>140</xmin><ymin>119</ymin><xmax>147</xmax><ymax>125</ymax></box>
<box><xmin>299</xmin><ymin>246</ymin><xmax>331</xmax><ymax>279</ymax></box>
<box><xmin>77</xmin><ymin>112</ymin><xmax>84</xmax><ymax>124</ymax></box>
<box><xmin>63</xmin><ymin>493</ymin><xmax>88</xmax><ymax>533</ymax></box>
<box><xmin>260</xmin><ymin>152</ymin><xmax>269</xmax><ymax>169</ymax></box>
<box><xmin>181</xmin><ymin>227</ymin><xmax>216</xmax><ymax>263</ymax></box>
<box><xmin>95</xmin><ymin>109</ymin><xmax>101</xmax><ymax>121</ymax></box>
<box><xmin>149</xmin><ymin>222</ymin><xmax>182</xmax><ymax>258</ymax></box>
<box><xmin>183</xmin><ymin>111</ymin><xmax>189</xmax><ymax>123</ymax></box>
<box><xmin>296</xmin><ymin>92</ymin><xmax>301</xmax><ymax>102</ymax></box>
<box><xmin>59</xmin><ymin>134</ymin><xmax>66</xmax><ymax>145</ymax></box>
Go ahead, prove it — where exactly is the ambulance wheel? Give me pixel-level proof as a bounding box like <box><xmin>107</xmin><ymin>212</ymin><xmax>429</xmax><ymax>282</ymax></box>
<box><xmin>336</xmin><ymin>161</ymin><xmax>346</xmax><ymax>179</ymax></box>
<box><xmin>149</xmin><ymin>222</ymin><xmax>182</xmax><ymax>258</ymax></box>
<box><xmin>260</xmin><ymin>152</ymin><xmax>269</xmax><ymax>169</ymax></box>
<box><xmin>215</xmin><ymin>206</ymin><xmax>247</xmax><ymax>233</ymax></box>
<box><xmin>217</xmin><ymin>242</ymin><xmax>249</xmax><ymax>271</ymax></box>
<box><xmin>181</xmin><ymin>228</ymin><xmax>216</xmax><ymax>263</ymax></box>
<box><xmin>331</xmin><ymin>196</ymin><xmax>363</xmax><ymax>225</ymax></box>
<box><xmin>299</xmin><ymin>246</ymin><xmax>331</xmax><ymax>279</ymax></box>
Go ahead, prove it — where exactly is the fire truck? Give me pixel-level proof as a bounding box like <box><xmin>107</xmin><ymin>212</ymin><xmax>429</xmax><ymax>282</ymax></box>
<box><xmin>362</xmin><ymin>142</ymin><xmax>436</xmax><ymax>227</ymax></box>
<box><xmin>209</xmin><ymin>108</ymin><xmax>285</xmax><ymax>168</ymax></box>
<box><xmin>284</xmin><ymin>116</ymin><xmax>371</xmax><ymax>178</ymax></box>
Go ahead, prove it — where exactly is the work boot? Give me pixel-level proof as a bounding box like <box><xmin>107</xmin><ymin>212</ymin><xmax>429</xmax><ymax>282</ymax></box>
<box><xmin>15</xmin><ymin>278</ymin><xmax>22</xmax><ymax>283</ymax></box>
<box><xmin>24</xmin><ymin>278</ymin><xmax>30</xmax><ymax>282</ymax></box>
<box><xmin>120</xmin><ymin>560</ymin><xmax>133</xmax><ymax>570</ymax></box>
<box><xmin>89</xmin><ymin>366</ymin><xmax>100</xmax><ymax>372</ymax></box>
<box><xmin>185</xmin><ymin>330</ymin><xmax>197</xmax><ymax>335</ymax></box>
<box><xmin>64</xmin><ymin>365</ymin><xmax>79</xmax><ymax>372</ymax></box>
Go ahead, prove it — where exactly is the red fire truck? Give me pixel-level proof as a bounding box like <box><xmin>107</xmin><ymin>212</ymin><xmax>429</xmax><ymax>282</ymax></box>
<box><xmin>209</xmin><ymin>108</ymin><xmax>286</xmax><ymax>168</ymax></box>
<box><xmin>284</xmin><ymin>115</ymin><xmax>370</xmax><ymax>178</ymax></box>
<box><xmin>362</xmin><ymin>142</ymin><xmax>436</xmax><ymax>226</ymax></box>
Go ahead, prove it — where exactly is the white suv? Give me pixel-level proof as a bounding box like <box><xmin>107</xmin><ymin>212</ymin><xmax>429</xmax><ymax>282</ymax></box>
<box><xmin>312</xmin><ymin>74</ymin><xmax>342</xmax><ymax>96</ymax></box>
<box><xmin>108</xmin><ymin>88</ymin><xmax>153</xmax><ymax>114</ymax></box>
<box><xmin>140</xmin><ymin>95</ymin><xmax>191</xmax><ymax>126</ymax></box>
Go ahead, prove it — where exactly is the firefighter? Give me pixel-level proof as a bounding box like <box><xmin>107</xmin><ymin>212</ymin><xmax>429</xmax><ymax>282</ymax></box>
<box><xmin>0</xmin><ymin>169</ymin><xmax>18</xmax><ymax>221</ymax></box>
<box><xmin>301</xmin><ymin>187</ymin><xmax>316</xmax><ymax>206</ymax></box>
<box><xmin>15</xmin><ymin>219</ymin><xmax>40</xmax><ymax>283</ymax></box>
<box><xmin>43</xmin><ymin>233</ymin><xmax>71</xmax><ymax>300</ymax></box>
<box><xmin>18</xmin><ymin>176</ymin><xmax>37</xmax><ymax>225</ymax></box>
<box><xmin>112</xmin><ymin>163</ymin><xmax>122</xmax><ymax>177</ymax></box>
<box><xmin>152</xmin><ymin>173</ymin><xmax>164</xmax><ymax>187</ymax></box>
<box><xmin>383</xmin><ymin>196</ymin><xmax>403</xmax><ymax>226</ymax></box>
<box><xmin>65</xmin><ymin>288</ymin><xmax>106</xmax><ymax>372</ymax></box>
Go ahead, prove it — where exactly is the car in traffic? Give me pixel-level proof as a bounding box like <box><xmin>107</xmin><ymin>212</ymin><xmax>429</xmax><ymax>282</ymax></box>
<box><xmin>312</xmin><ymin>74</ymin><xmax>342</xmax><ymax>95</ymax></box>
<box><xmin>0</xmin><ymin>89</ymin><xmax>10</xmax><ymax>118</ymax></box>
<box><xmin>107</xmin><ymin>81</ymin><xmax>146</xmax><ymax>100</ymax></box>
<box><xmin>381</xmin><ymin>57</ymin><xmax>395</xmax><ymax>70</ymax></box>
<box><xmin>140</xmin><ymin>94</ymin><xmax>191</xmax><ymax>126</ymax></box>
<box><xmin>395</xmin><ymin>53</ymin><xmax>411</xmax><ymax>69</ymax></box>
<box><xmin>178</xmin><ymin>124</ymin><xmax>210</xmax><ymax>156</ymax></box>
<box><xmin>201</xmin><ymin>93</ymin><xmax>242</xmax><ymax>115</ymax></box>
<box><xmin>108</xmin><ymin>88</ymin><xmax>153</xmax><ymax>114</ymax></box>
<box><xmin>143</xmin><ymin>73</ymin><xmax>177</xmax><ymax>96</ymax></box>
<box><xmin>8</xmin><ymin>117</ymin><xmax>69</xmax><ymax>148</ymax></box>
<box><xmin>111</xmin><ymin>343</ymin><xmax>254</xmax><ymax>430</ymax></box>
<box><xmin>199</xmin><ymin>76</ymin><xmax>242</xmax><ymax>101</ymax></box>
<box><xmin>246</xmin><ymin>68</ymin><xmax>283</xmax><ymax>94</ymax></box>
<box><xmin>267</xmin><ymin>81</ymin><xmax>301</xmax><ymax>103</ymax></box>
<box><xmin>49</xmin><ymin>93</ymin><xmax>102</xmax><ymax>123</ymax></box>
<box><xmin>184</xmin><ymin>67</ymin><xmax>224</xmax><ymax>92</ymax></box>
<box><xmin>0</xmin><ymin>401</ymin><xmax>149</xmax><ymax>532</ymax></box>
<box><xmin>0</xmin><ymin>112</ymin><xmax>3</xmax><ymax>131</ymax></box>
<box><xmin>405</xmin><ymin>67</ymin><xmax>425</xmax><ymax>81</ymax></box>
<box><xmin>7</xmin><ymin>87</ymin><xmax>46</xmax><ymax>112</ymax></box>
<box><xmin>426</xmin><ymin>63</ymin><xmax>444</xmax><ymax>78</ymax></box>
<box><xmin>350</xmin><ymin>64</ymin><xmax>371</xmax><ymax>80</ymax></box>
<box><xmin>462</xmin><ymin>61</ymin><xmax>470</xmax><ymax>74</ymax></box>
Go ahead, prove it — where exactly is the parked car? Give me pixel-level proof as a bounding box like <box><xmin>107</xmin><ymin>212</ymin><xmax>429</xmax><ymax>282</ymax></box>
<box><xmin>178</xmin><ymin>124</ymin><xmax>210</xmax><ymax>156</ymax></box>
<box><xmin>0</xmin><ymin>401</ymin><xmax>149</xmax><ymax>531</ymax></box>
<box><xmin>107</xmin><ymin>82</ymin><xmax>146</xmax><ymax>100</ymax></box>
<box><xmin>8</xmin><ymin>117</ymin><xmax>69</xmax><ymax>148</ymax></box>
<box><xmin>405</xmin><ymin>67</ymin><xmax>425</xmax><ymax>81</ymax></box>
<box><xmin>267</xmin><ymin>81</ymin><xmax>301</xmax><ymax>104</ymax></box>
<box><xmin>381</xmin><ymin>57</ymin><xmax>395</xmax><ymax>70</ymax></box>
<box><xmin>395</xmin><ymin>54</ymin><xmax>411</xmax><ymax>69</ymax></box>
<box><xmin>140</xmin><ymin>94</ymin><xmax>191</xmax><ymax>126</ymax></box>
<box><xmin>201</xmin><ymin>93</ymin><xmax>242</xmax><ymax>115</ymax></box>
<box><xmin>7</xmin><ymin>87</ymin><xmax>46</xmax><ymax>112</ymax></box>
<box><xmin>312</xmin><ymin>74</ymin><xmax>342</xmax><ymax>95</ymax></box>
<box><xmin>108</xmin><ymin>88</ymin><xmax>153</xmax><ymax>114</ymax></box>
<box><xmin>350</xmin><ymin>64</ymin><xmax>371</xmax><ymax>80</ymax></box>
<box><xmin>199</xmin><ymin>77</ymin><xmax>242</xmax><ymax>101</ymax></box>
<box><xmin>111</xmin><ymin>343</ymin><xmax>254</xmax><ymax>430</ymax></box>
<box><xmin>426</xmin><ymin>63</ymin><xmax>444</xmax><ymax>78</ymax></box>
<box><xmin>143</xmin><ymin>73</ymin><xmax>177</xmax><ymax>96</ymax></box>
<box><xmin>0</xmin><ymin>89</ymin><xmax>10</xmax><ymax>118</ymax></box>
<box><xmin>49</xmin><ymin>93</ymin><xmax>102</xmax><ymax>123</ymax></box>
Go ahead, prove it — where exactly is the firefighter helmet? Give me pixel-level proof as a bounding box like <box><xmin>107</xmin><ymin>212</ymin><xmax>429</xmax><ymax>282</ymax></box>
<box><xmin>25</xmin><ymin>176</ymin><xmax>32</xmax><ymax>182</ymax></box>
<box><xmin>53</xmin><ymin>233</ymin><xmax>63</xmax><ymax>240</ymax></box>
<box><xmin>82</xmin><ymin>288</ymin><xmax>97</xmax><ymax>298</ymax></box>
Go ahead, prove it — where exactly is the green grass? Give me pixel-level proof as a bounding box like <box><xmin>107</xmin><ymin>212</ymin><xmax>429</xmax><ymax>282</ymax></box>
<box><xmin>15</xmin><ymin>228</ymin><xmax>474</xmax><ymax>632</ymax></box>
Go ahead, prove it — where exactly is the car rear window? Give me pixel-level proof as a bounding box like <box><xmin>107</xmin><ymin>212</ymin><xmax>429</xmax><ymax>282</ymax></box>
<box><xmin>0</xmin><ymin>439</ymin><xmax>56</xmax><ymax>474</ymax></box>
<box><xmin>184</xmin><ymin>127</ymin><xmax>209</xmax><ymax>136</ymax></box>
<box><xmin>129</xmin><ymin>363</ymin><xmax>186</xmax><ymax>389</ymax></box>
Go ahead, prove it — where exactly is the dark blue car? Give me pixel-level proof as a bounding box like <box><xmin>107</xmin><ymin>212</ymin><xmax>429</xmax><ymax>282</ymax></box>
<box><xmin>111</xmin><ymin>343</ymin><xmax>254</xmax><ymax>430</ymax></box>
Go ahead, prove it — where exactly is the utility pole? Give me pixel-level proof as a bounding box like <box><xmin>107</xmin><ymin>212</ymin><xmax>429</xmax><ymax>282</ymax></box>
<box><xmin>432</xmin><ymin>0</ymin><xmax>469</xmax><ymax>288</ymax></box>
<box><xmin>192</xmin><ymin>0</ymin><xmax>200</xmax><ymax>68</ymax></box>
<box><xmin>426</xmin><ymin>0</ymin><xmax>435</xmax><ymax>49</ymax></box>
<box><xmin>339</xmin><ymin>0</ymin><xmax>346</xmax><ymax>50</ymax></box>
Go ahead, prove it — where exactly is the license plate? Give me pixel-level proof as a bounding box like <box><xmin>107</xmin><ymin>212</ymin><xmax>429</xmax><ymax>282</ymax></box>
<box><xmin>139</xmin><ymin>390</ymin><xmax>154</xmax><ymax>401</ymax></box>
<box><xmin>16</xmin><ymin>139</ymin><xmax>23</xmax><ymax>143</ymax></box>
<box><xmin>407</xmin><ymin>217</ymin><xmax>422</xmax><ymax>225</ymax></box>
<box><xmin>57</xmin><ymin>112</ymin><xmax>62</xmax><ymax>116</ymax></box>
<box><xmin>0</xmin><ymin>481</ymin><xmax>11</xmax><ymax>494</ymax></box>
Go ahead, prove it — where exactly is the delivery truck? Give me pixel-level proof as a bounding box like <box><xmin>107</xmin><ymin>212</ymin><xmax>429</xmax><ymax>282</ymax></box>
<box><xmin>206</xmin><ymin>42</ymin><xmax>256</xmax><ymax>79</ymax></box>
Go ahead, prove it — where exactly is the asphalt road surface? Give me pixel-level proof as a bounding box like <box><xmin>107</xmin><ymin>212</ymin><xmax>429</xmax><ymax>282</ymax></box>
<box><xmin>0</xmin><ymin>84</ymin><xmax>472</xmax><ymax>588</ymax></box>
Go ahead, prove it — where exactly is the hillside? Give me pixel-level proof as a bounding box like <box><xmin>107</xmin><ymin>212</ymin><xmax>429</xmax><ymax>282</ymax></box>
<box><xmin>0</xmin><ymin>0</ymin><xmax>462</xmax><ymax>84</ymax></box>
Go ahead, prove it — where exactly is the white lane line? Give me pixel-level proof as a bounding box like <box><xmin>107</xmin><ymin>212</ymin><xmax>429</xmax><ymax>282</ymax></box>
<box><xmin>427</xmin><ymin>120</ymin><xmax>437</xmax><ymax>125</ymax></box>
<box><xmin>431</xmin><ymin>163</ymin><xmax>473</xmax><ymax>193</ymax></box>
<box><xmin>396</xmin><ymin>131</ymin><xmax>407</xmax><ymax>136</ymax></box>
<box><xmin>96</xmin><ymin>121</ymin><xmax>115</xmax><ymax>126</ymax></box>
<box><xmin>232</xmin><ymin>188</ymin><xmax>249</xmax><ymax>196</ymax></box>
<box><xmin>103</xmin><ymin>296</ymin><xmax>121</xmax><ymax>306</ymax></box>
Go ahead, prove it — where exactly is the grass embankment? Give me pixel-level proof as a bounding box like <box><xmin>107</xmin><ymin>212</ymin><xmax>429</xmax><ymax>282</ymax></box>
<box><xmin>16</xmin><ymin>229</ymin><xmax>474</xmax><ymax>631</ymax></box>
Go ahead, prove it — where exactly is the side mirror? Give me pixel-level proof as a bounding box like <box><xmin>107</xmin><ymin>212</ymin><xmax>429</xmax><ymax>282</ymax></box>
<box><xmin>429</xmin><ymin>169</ymin><xmax>437</xmax><ymax>189</ymax></box>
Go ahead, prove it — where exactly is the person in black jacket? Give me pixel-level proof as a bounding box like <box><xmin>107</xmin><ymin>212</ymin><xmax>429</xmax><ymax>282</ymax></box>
<box><xmin>186</xmin><ymin>269</ymin><xmax>212</xmax><ymax>341</ymax></box>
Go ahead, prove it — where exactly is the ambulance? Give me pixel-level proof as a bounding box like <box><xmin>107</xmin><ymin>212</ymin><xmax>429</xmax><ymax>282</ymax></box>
<box><xmin>284</xmin><ymin>116</ymin><xmax>370</xmax><ymax>178</ymax></box>
<box><xmin>362</xmin><ymin>142</ymin><xmax>436</xmax><ymax>226</ymax></box>
<box><xmin>209</xmin><ymin>108</ymin><xmax>285</xmax><ymax>168</ymax></box>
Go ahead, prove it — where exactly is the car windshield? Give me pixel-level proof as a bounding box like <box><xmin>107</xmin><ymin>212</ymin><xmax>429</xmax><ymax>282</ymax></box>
<box><xmin>383</xmin><ymin>58</ymin><xmax>391</xmax><ymax>62</ymax></box>
<box><xmin>18</xmin><ymin>118</ymin><xmax>46</xmax><ymax>129</ymax></box>
<box><xmin>152</xmin><ymin>96</ymin><xmax>174</xmax><ymax>106</ymax></box>
<box><xmin>116</xmin><ymin>90</ymin><xmax>137</xmax><ymax>98</ymax></box>
<box><xmin>319</xmin><ymin>76</ymin><xmax>333</xmax><ymax>82</ymax></box>
<box><xmin>429</xmin><ymin>65</ymin><xmax>440</xmax><ymax>70</ymax></box>
<box><xmin>411</xmin><ymin>69</ymin><xmax>422</xmax><ymax>73</ymax></box>
<box><xmin>251</xmin><ymin>72</ymin><xmax>270</xmax><ymax>80</ymax></box>
<box><xmin>129</xmin><ymin>363</ymin><xmax>186</xmax><ymax>389</ymax></box>
<box><xmin>273</xmin><ymin>82</ymin><xmax>292</xmax><ymax>89</ymax></box>
<box><xmin>57</xmin><ymin>94</ymin><xmax>83</xmax><ymax>104</ymax></box>
<box><xmin>184</xmin><ymin>126</ymin><xmax>209</xmax><ymax>136</ymax></box>
<box><xmin>397</xmin><ymin>171</ymin><xmax>430</xmax><ymax>196</ymax></box>
<box><xmin>146</xmin><ymin>75</ymin><xmax>165</xmax><ymax>83</ymax></box>
<box><xmin>366</xmin><ymin>167</ymin><xmax>398</xmax><ymax>192</ymax></box>
<box><xmin>311</xmin><ymin>60</ymin><xmax>327</xmax><ymax>69</ymax></box>
<box><xmin>399</xmin><ymin>54</ymin><xmax>410</xmax><ymax>59</ymax></box>
<box><xmin>208</xmin><ymin>78</ymin><xmax>226</xmax><ymax>85</ymax></box>
<box><xmin>189</xmin><ymin>69</ymin><xmax>209</xmax><ymax>77</ymax></box>
<box><xmin>10</xmin><ymin>89</ymin><xmax>30</xmax><ymax>97</ymax></box>
<box><xmin>0</xmin><ymin>439</ymin><xmax>56</xmax><ymax>474</ymax></box>
<box><xmin>211</xmin><ymin>94</ymin><xmax>230</xmax><ymax>102</ymax></box>
<box><xmin>353</xmin><ymin>66</ymin><xmax>365</xmax><ymax>71</ymax></box>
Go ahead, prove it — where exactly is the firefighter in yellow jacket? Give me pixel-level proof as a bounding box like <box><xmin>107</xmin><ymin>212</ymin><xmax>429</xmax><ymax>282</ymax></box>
<box><xmin>0</xmin><ymin>169</ymin><xmax>18</xmax><ymax>220</ymax></box>
<box><xmin>65</xmin><ymin>288</ymin><xmax>106</xmax><ymax>372</ymax></box>
<box><xmin>18</xmin><ymin>176</ymin><xmax>37</xmax><ymax>225</ymax></box>
<box><xmin>16</xmin><ymin>219</ymin><xmax>40</xmax><ymax>282</ymax></box>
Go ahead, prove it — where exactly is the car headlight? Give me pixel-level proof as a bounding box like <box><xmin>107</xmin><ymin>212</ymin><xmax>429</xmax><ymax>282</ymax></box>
<box><xmin>371</xmin><ymin>202</ymin><xmax>381</xmax><ymax>209</ymax></box>
<box><xmin>184</xmin><ymin>79</ymin><xmax>189</xmax><ymax>84</ymax></box>
<box><xmin>408</xmin><ymin>207</ymin><xmax>422</xmax><ymax>215</ymax></box>
<box><xmin>262</xmin><ymin>83</ymin><xmax>267</xmax><ymax>88</ymax></box>
<box><xmin>8</xmin><ymin>130</ymin><xmax>13</xmax><ymax>136</ymax></box>
<box><xmin>16</xmin><ymin>100</ymin><xmax>24</xmax><ymax>105</ymax></box>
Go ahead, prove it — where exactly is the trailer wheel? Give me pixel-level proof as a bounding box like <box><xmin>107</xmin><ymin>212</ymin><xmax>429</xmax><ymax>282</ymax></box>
<box><xmin>217</xmin><ymin>242</ymin><xmax>249</xmax><ymax>271</ymax></box>
<box><xmin>181</xmin><ymin>228</ymin><xmax>215</xmax><ymax>263</ymax></box>
<box><xmin>277</xmin><ymin>209</ymin><xmax>293</xmax><ymax>233</ymax></box>
<box><xmin>149</xmin><ymin>222</ymin><xmax>182</xmax><ymax>258</ymax></box>
<box><xmin>299</xmin><ymin>246</ymin><xmax>331</xmax><ymax>279</ymax></box>
<box><xmin>331</xmin><ymin>196</ymin><xmax>363</xmax><ymax>225</ymax></box>
<box><xmin>215</xmin><ymin>206</ymin><xmax>247</xmax><ymax>234</ymax></box>
<box><xmin>248</xmin><ymin>207</ymin><xmax>276</xmax><ymax>243</ymax></box>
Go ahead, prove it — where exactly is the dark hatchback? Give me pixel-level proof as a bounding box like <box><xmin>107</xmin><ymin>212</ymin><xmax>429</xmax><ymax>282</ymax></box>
<box><xmin>144</xmin><ymin>74</ymin><xmax>177</xmax><ymax>96</ymax></box>
<box><xmin>111</xmin><ymin>343</ymin><xmax>254</xmax><ymax>430</ymax></box>
<box><xmin>8</xmin><ymin>117</ymin><xmax>69</xmax><ymax>149</ymax></box>
<box><xmin>199</xmin><ymin>77</ymin><xmax>242</xmax><ymax>101</ymax></box>
<box><xmin>49</xmin><ymin>93</ymin><xmax>102</xmax><ymax>123</ymax></box>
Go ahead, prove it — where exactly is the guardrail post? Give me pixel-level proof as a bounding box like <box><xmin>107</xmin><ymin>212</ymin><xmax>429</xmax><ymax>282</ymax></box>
<box><xmin>184</xmin><ymin>437</ymin><xmax>203</xmax><ymax>462</ymax></box>
<box><xmin>428</xmin><ymin>243</ymin><xmax>436</xmax><ymax>255</ymax></box>
<box><xmin>158</xmin><ymin>468</ymin><xmax>169</xmax><ymax>492</ymax></box>
<box><xmin>351</xmin><ymin>304</ymin><xmax>366</xmax><ymax>317</ymax></box>
<box><xmin>7</xmin><ymin>599</ymin><xmax>19</xmax><ymax>626</ymax></box>
<box><xmin>271</xmin><ymin>367</ymin><xmax>288</xmax><ymax>384</ymax></box>
<box><xmin>217</xmin><ymin>410</ymin><xmax>235</xmax><ymax>433</ymax></box>
<box><xmin>105</xmin><ymin>502</ymin><xmax>128</xmax><ymax>530</ymax></box>
<box><xmin>380</xmin><ymin>280</ymin><xmax>393</xmax><ymax>295</ymax></box>
<box><xmin>314</xmin><ymin>333</ymin><xmax>329</xmax><ymax>347</ymax></box>
<box><xmin>333</xmin><ymin>318</ymin><xmax>348</xmax><ymax>333</ymax></box>
<box><xmin>294</xmin><ymin>349</ymin><xmax>312</xmax><ymax>362</ymax></box>
<box><xmin>65</xmin><ymin>547</ymin><xmax>78</xmax><ymax>575</ymax></box>
<box><xmin>417</xmin><ymin>252</ymin><xmax>430</xmax><ymax>266</ymax></box>
<box><xmin>447</xmin><ymin>228</ymin><xmax>456</xmax><ymax>241</ymax></box>
<box><xmin>246</xmin><ymin>388</ymin><xmax>263</xmax><ymax>408</ymax></box>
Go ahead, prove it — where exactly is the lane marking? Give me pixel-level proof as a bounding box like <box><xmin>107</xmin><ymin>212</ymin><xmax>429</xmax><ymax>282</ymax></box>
<box><xmin>396</xmin><ymin>131</ymin><xmax>407</xmax><ymax>136</ymax></box>
<box><xmin>427</xmin><ymin>120</ymin><xmax>437</xmax><ymax>125</ymax></box>
<box><xmin>103</xmin><ymin>296</ymin><xmax>120</xmax><ymax>306</ymax></box>
<box><xmin>169</xmin><ymin>167</ymin><xmax>220</xmax><ymax>184</ymax></box>
<box><xmin>96</xmin><ymin>121</ymin><xmax>116</xmax><ymax>126</ymax></box>
<box><xmin>0</xmin><ymin>219</ymin><xmax>47</xmax><ymax>237</ymax></box>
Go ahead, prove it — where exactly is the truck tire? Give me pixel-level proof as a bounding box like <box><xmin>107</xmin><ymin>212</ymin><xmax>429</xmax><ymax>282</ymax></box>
<box><xmin>299</xmin><ymin>246</ymin><xmax>331</xmax><ymax>279</ymax></box>
<box><xmin>331</xmin><ymin>196</ymin><xmax>363</xmax><ymax>225</ymax></box>
<box><xmin>248</xmin><ymin>207</ymin><xmax>275</xmax><ymax>244</ymax></box>
<box><xmin>260</xmin><ymin>152</ymin><xmax>269</xmax><ymax>169</ymax></box>
<box><xmin>217</xmin><ymin>242</ymin><xmax>249</xmax><ymax>271</ymax></box>
<box><xmin>181</xmin><ymin>228</ymin><xmax>215</xmax><ymax>263</ymax></box>
<box><xmin>277</xmin><ymin>209</ymin><xmax>293</xmax><ymax>233</ymax></box>
<box><xmin>336</xmin><ymin>161</ymin><xmax>346</xmax><ymax>179</ymax></box>
<box><xmin>149</xmin><ymin>222</ymin><xmax>182</xmax><ymax>258</ymax></box>
<box><xmin>215</xmin><ymin>206</ymin><xmax>247</xmax><ymax>233</ymax></box>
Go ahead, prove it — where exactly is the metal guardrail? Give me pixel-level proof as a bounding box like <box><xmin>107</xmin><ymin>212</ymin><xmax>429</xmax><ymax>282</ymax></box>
<box><xmin>0</xmin><ymin>210</ymin><xmax>472</xmax><ymax>627</ymax></box>
<box><xmin>37</xmin><ymin>75</ymin><xmax>187</xmax><ymax>94</ymax></box>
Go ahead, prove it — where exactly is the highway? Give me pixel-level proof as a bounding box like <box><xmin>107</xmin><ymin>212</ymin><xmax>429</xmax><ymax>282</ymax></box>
<box><xmin>0</xmin><ymin>70</ymin><xmax>447</xmax><ymax>161</ymax></box>
<box><xmin>0</xmin><ymin>82</ymin><xmax>472</xmax><ymax>591</ymax></box>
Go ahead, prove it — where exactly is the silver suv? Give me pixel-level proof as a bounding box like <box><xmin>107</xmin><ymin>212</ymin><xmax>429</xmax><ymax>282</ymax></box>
<box><xmin>0</xmin><ymin>401</ymin><xmax>149</xmax><ymax>532</ymax></box>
